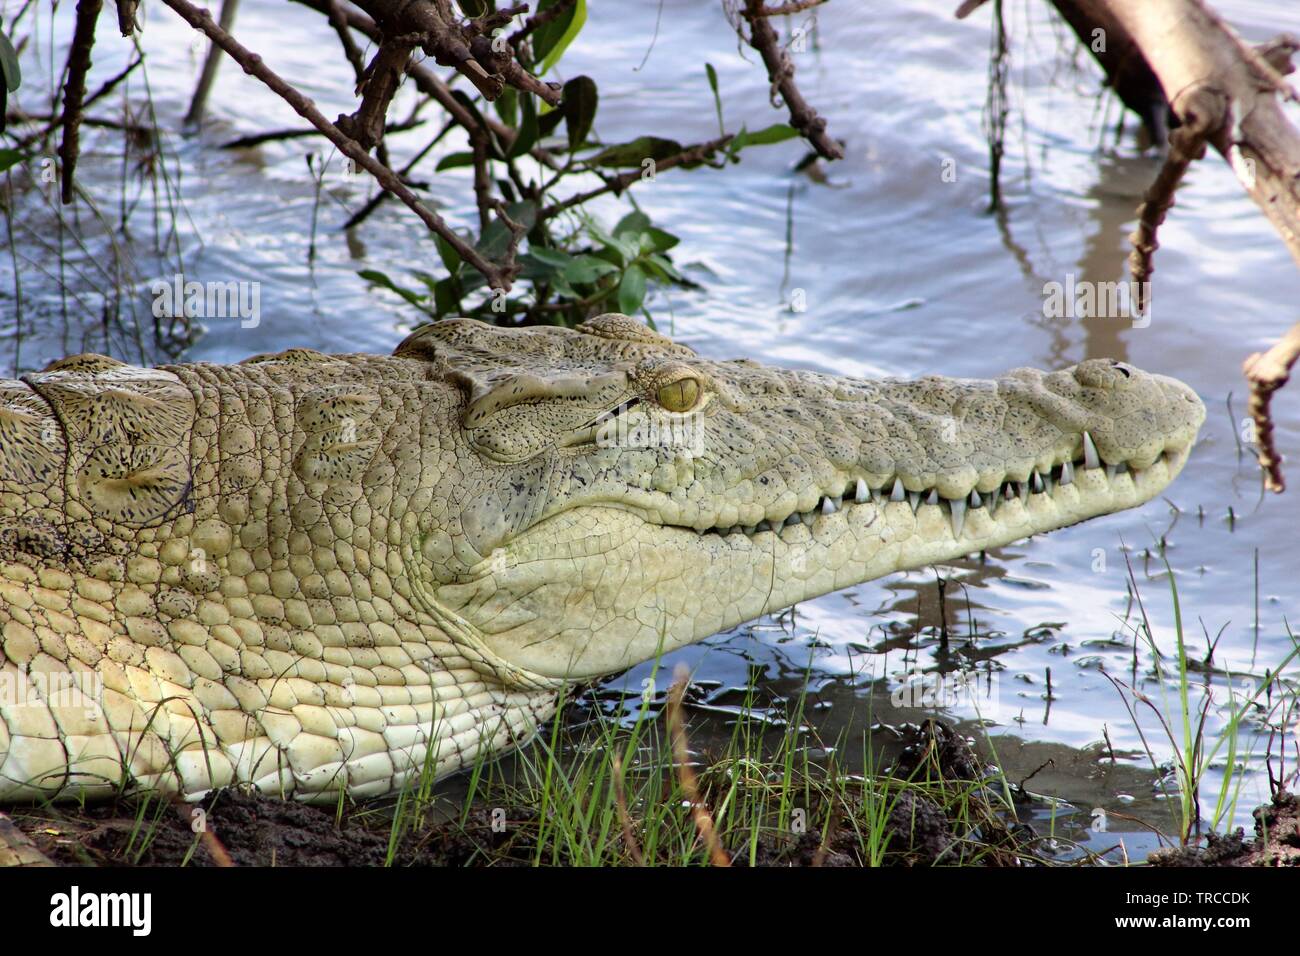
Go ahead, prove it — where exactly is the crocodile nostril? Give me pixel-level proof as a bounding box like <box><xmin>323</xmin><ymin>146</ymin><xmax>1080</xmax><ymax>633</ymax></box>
<box><xmin>1111</xmin><ymin>361</ymin><xmax>1131</xmax><ymax>378</ymax></box>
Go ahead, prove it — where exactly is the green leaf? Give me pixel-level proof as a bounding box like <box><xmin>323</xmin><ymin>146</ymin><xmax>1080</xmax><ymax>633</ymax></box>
<box><xmin>475</xmin><ymin>200</ymin><xmax>538</xmax><ymax>261</ymax></box>
<box><xmin>644</xmin><ymin>227</ymin><xmax>680</xmax><ymax>252</ymax></box>
<box><xmin>527</xmin><ymin>246</ymin><xmax>574</xmax><ymax>270</ymax></box>
<box><xmin>705</xmin><ymin>63</ymin><xmax>723</xmax><ymax>136</ymax></box>
<box><xmin>494</xmin><ymin>87</ymin><xmax>518</xmax><ymax>128</ymax></box>
<box><xmin>563</xmin><ymin>254</ymin><xmax>618</xmax><ymax>285</ymax></box>
<box><xmin>0</xmin><ymin>148</ymin><xmax>25</xmax><ymax>173</ymax></box>
<box><xmin>436</xmin><ymin>233</ymin><xmax>463</xmax><ymax>275</ymax></box>
<box><xmin>435</xmin><ymin>152</ymin><xmax>475</xmax><ymax>172</ymax></box>
<box><xmin>728</xmin><ymin>123</ymin><xmax>800</xmax><ymax>159</ymax></box>
<box><xmin>591</xmin><ymin>136</ymin><xmax>683</xmax><ymax>169</ymax></box>
<box><xmin>538</xmin><ymin>108</ymin><xmax>564</xmax><ymax>139</ymax></box>
<box><xmin>561</xmin><ymin>75</ymin><xmax>598</xmax><ymax>153</ymax></box>
<box><xmin>645</xmin><ymin>253</ymin><xmax>682</xmax><ymax>281</ymax></box>
<box><xmin>451</xmin><ymin>90</ymin><xmax>507</xmax><ymax>160</ymax></box>
<box><xmin>508</xmin><ymin>93</ymin><xmax>539</xmax><ymax>159</ymax></box>
<box><xmin>433</xmin><ymin>277</ymin><xmax>461</xmax><ymax>317</ymax></box>
<box><xmin>534</xmin><ymin>0</ymin><xmax>587</xmax><ymax>75</ymax></box>
<box><xmin>613</xmin><ymin>210</ymin><xmax>651</xmax><ymax>237</ymax></box>
<box><xmin>617</xmin><ymin>264</ymin><xmax>647</xmax><ymax>315</ymax></box>
<box><xmin>0</xmin><ymin>29</ymin><xmax>21</xmax><ymax>94</ymax></box>
<box><xmin>358</xmin><ymin>269</ymin><xmax>429</xmax><ymax>310</ymax></box>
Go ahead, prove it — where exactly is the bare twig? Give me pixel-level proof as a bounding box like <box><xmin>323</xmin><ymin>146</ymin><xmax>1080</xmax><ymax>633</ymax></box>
<box><xmin>610</xmin><ymin>754</ymin><xmax>645</xmax><ymax>866</ymax></box>
<box><xmin>157</xmin><ymin>0</ymin><xmax>513</xmax><ymax>287</ymax></box>
<box><xmin>183</xmin><ymin>0</ymin><xmax>240</xmax><ymax>128</ymax></box>
<box><xmin>218</xmin><ymin>117</ymin><xmax>422</xmax><ymax>150</ymax></box>
<box><xmin>739</xmin><ymin>0</ymin><xmax>843</xmax><ymax>161</ymax></box>
<box><xmin>350</xmin><ymin>0</ymin><xmax>561</xmax><ymax>105</ymax></box>
<box><xmin>667</xmin><ymin>665</ymin><xmax>730</xmax><ymax>867</ymax></box>
<box><xmin>540</xmin><ymin>133</ymin><xmax>734</xmax><ymax>219</ymax></box>
<box><xmin>749</xmin><ymin>0</ymin><xmax>827</xmax><ymax>16</ymax></box>
<box><xmin>508</xmin><ymin>0</ymin><xmax>575</xmax><ymax>45</ymax></box>
<box><xmin>1243</xmin><ymin>322</ymin><xmax>1300</xmax><ymax>493</ymax></box>
<box><xmin>58</xmin><ymin>0</ymin><xmax>104</xmax><ymax>205</ymax></box>
<box><xmin>1128</xmin><ymin>123</ymin><xmax>1209</xmax><ymax>313</ymax></box>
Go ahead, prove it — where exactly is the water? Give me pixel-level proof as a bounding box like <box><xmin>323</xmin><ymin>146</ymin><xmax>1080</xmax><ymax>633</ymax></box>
<box><xmin>3</xmin><ymin>0</ymin><xmax>1298</xmax><ymax>854</ymax></box>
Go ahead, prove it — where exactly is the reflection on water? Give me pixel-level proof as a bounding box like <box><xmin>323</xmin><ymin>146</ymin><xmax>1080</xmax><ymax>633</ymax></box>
<box><xmin>2</xmin><ymin>0</ymin><xmax>1298</xmax><ymax>849</ymax></box>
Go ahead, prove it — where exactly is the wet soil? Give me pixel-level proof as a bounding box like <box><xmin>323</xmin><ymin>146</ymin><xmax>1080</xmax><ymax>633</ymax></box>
<box><xmin>7</xmin><ymin>722</ymin><xmax>1296</xmax><ymax>867</ymax></box>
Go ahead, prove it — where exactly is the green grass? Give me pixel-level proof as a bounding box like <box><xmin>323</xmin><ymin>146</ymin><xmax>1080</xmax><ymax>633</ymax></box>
<box><xmin>364</xmin><ymin>661</ymin><xmax>1048</xmax><ymax>867</ymax></box>
<box><xmin>1107</xmin><ymin>552</ymin><xmax>1300</xmax><ymax>845</ymax></box>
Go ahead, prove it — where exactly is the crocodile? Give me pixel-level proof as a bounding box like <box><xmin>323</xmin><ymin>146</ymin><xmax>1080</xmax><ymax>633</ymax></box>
<box><xmin>0</xmin><ymin>314</ymin><xmax>1204</xmax><ymax>805</ymax></box>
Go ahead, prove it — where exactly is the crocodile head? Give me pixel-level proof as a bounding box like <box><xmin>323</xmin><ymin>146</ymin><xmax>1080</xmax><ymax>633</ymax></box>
<box><xmin>0</xmin><ymin>313</ymin><xmax>1206</xmax><ymax>801</ymax></box>
<box><xmin>408</xmin><ymin>315</ymin><xmax>1205</xmax><ymax>682</ymax></box>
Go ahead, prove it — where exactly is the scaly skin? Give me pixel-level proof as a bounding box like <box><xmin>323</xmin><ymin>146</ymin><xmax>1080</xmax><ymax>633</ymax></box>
<box><xmin>0</xmin><ymin>314</ymin><xmax>1204</xmax><ymax>805</ymax></box>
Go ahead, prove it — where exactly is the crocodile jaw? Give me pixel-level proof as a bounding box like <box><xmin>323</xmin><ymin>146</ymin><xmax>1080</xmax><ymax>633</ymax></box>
<box><xmin>440</xmin><ymin>401</ymin><xmax>1202</xmax><ymax>681</ymax></box>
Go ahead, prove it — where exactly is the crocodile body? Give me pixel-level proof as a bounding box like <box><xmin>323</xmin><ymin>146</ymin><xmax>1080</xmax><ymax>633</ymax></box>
<box><xmin>0</xmin><ymin>315</ymin><xmax>1205</xmax><ymax>803</ymax></box>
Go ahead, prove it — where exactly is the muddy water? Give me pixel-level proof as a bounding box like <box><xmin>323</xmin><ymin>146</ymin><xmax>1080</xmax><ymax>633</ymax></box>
<box><xmin>3</xmin><ymin>0</ymin><xmax>1299</xmax><ymax>856</ymax></box>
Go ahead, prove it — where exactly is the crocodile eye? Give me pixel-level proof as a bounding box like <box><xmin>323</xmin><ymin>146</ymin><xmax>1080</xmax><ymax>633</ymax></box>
<box><xmin>656</xmin><ymin>377</ymin><xmax>701</xmax><ymax>412</ymax></box>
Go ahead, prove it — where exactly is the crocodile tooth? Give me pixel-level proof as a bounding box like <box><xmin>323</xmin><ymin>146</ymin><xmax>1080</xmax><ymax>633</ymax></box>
<box><xmin>1060</xmin><ymin>460</ymin><xmax>1073</xmax><ymax>485</ymax></box>
<box><xmin>1019</xmin><ymin>481</ymin><xmax>1029</xmax><ymax>505</ymax></box>
<box><xmin>1031</xmin><ymin>470</ymin><xmax>1044</xmax><ymax>494</ymax></box>
<box><xmin>949</xmin><ymin>497</ymin><xmax>966</xmax><ymax>539</ymax></box>
<box><xmin>821</xmin><ymin>496</ymin><xmax>838</xmax><ymax>515</ymax></box>
<box><xmin>890</xmin><ymin>478</ymin><xmax>905</xmax><ymax>502</ymax></box>
<box><xmin>1106</xmin><ymin>463</ymin><xmax>1117</xmax><ymax>481</ymax></box>
<box><xmin>854</xmin><ymin>478</ymin><xmax>869</xmax><ymax>503</ymax></box>
<box><xmin>830</xmin><ymin>495</ymin><xmax>843</xmax><ymax>509</ymax></box>
<box><xmin>987</xmin><ymin>490</ymin><xmax>999</xmax><ymax>515</ymax></box>
<box><xmin>969</xmin><ymin>489</ymin><xmax>982</xmax><ymax>508</ymax></box>
<box><xmin>785</xmin><ymin>513</ymin><xmax>802</xmax><ymax>527</ymax></box>
<box><xmin>1083</xmin><ymin>431</ymin><xmax>1101</xmax><ymax>470</ymax></box>
<box><xmin>909</xmin><ymin>491</ymin><xmax>920</xmax><ymax>513</ymax></box>
<box><xmin>926</xmin><ymin>488</ymin><xmax>939</xmax><ymax>506</ymax></box>
<box><xmin>743</xmin><ymin>525</ymin><xmax>757</xmax><ymax>535</ymax></box>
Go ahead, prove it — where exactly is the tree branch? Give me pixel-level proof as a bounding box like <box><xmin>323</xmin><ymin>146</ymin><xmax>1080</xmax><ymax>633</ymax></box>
<box><xmin>739</xmin><ymin>0</ymin><xmax>843</xmax><ymax>161</ymax></box>
<box><xmin>158</xmin><ymin>0</ymin><xmax>513</xmax><ymax>288</ymax></box>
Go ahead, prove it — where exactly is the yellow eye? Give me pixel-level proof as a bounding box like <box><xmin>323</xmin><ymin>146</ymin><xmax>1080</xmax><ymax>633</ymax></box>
<box><xmin>656</xmin><ymin>377</ymin><xmax>701</xmax><ymax>412</ymax></box>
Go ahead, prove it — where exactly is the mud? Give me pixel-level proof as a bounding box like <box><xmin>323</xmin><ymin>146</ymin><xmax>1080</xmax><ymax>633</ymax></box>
<box><xmin>1148</xmin><ymin>791</ymin><xmax>1300</xmax><ymax>867</ymax></box>
<box><xmin>6</xmin><ymin>722</ymin><xmax>1295</xmax><ymax>867</ymax></box>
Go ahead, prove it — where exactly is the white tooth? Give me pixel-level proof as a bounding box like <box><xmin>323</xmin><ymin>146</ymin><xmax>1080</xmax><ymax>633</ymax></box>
<box><xmin>987</xmin><ymin>491</ymin><xmax>999</xmax><ymax>515</ymax></box>
<box><xmin>1083</xmin><ymin>431</ymin><xmax>1101</xmax><ymax>470</ymax></box>
<box><xmin>926</xmin><ymin>489</ymin><xmax>939</xmax><ymax>506</ymax></box>
<box><xmin>909</xmin><ymin>491</ymin><xmax>920</xmax><ymax>513</ymax></box>
<box><xmin>969</xmin><ymin>489</ymin><xmax>982</xmax><ymax>508</ymax></box>
<box><xmin>854</xmin><ymin>478</ymin><xmax>869</xmax><ymax>503</ymax></box>
<box><xmin>890</xmin><ymin>478</ymin><xmax>905</xmax><ymax>502</ymax></box>
<box><xmin>830</xmin><ymin>495</ymin><xmax>843</xmax><ymax>509</ymax></box>
<box><xmin>1106</xmin><ymin>464</ymin><xmax>1117</xmax><ymax>481</ymax></box>
<box><xmin>950</xmin><ymin>497</ymin><xmax>966</xmax><ymax>539</ymax></box>
<box><xmin>821</xmin><ymin>496</ymin><xmax>838</xmax><ymax>515</ymax></box>
<box><xmin>1060</xmin><ymin>460</ymin><xmax>1073</xmax><ymax>485</ymax></box>
<box><xmin>1031</xmin><ymin>470</ymin><xmax>1044</xmax><ymax>494</ymax></box>
<box><xmin>1019</xmin><ymin>481</ymin><xmax>1029</xmax><ymax>505</ymax></box>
